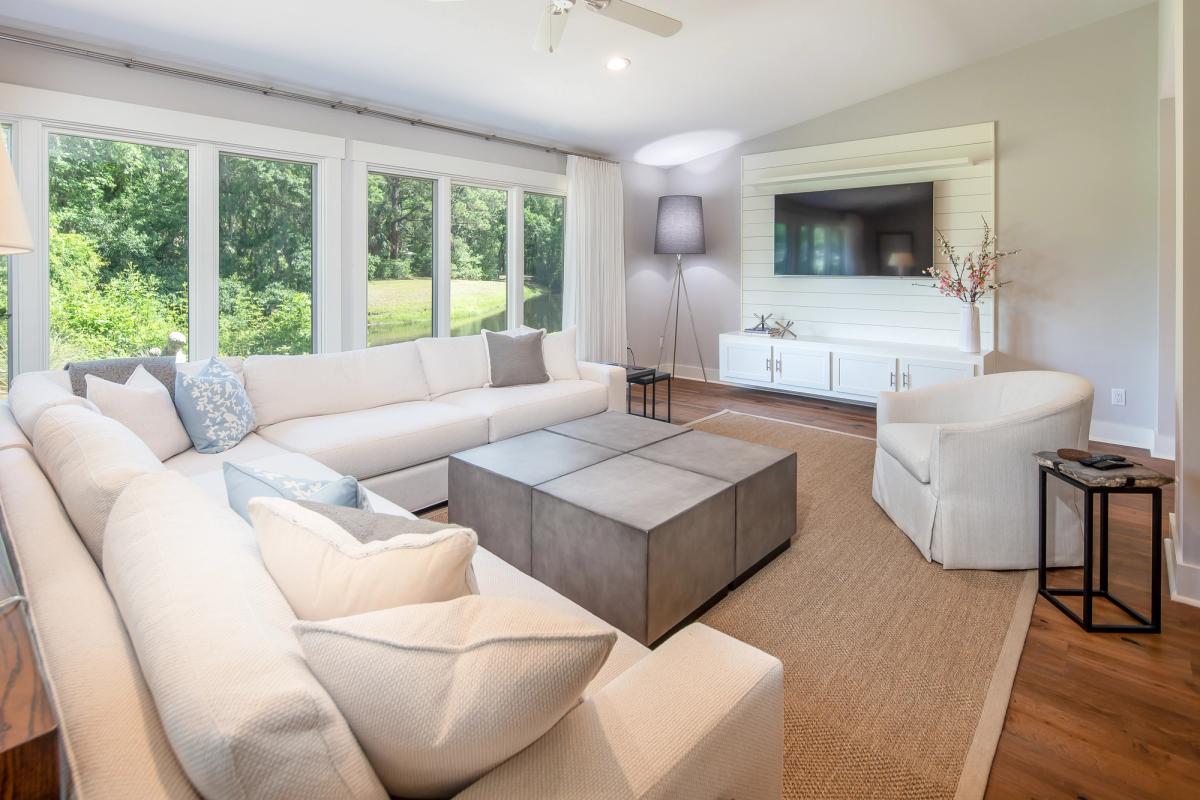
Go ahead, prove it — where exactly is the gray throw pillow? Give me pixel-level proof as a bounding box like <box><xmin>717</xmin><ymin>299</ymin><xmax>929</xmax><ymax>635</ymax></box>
<box><xmin>483</xmin><ymin>329</ymin><xmax>549</xmax><ymax>388</ymax></box>
<box><xmin>296</xmin><ymin>500</ymin><xmax>468</xmax><ymax>544</ymax></box>
<box><xmin>66</xmin><ymin>356</ymin><xmax>178</xmax><ymax>399</ymax></box>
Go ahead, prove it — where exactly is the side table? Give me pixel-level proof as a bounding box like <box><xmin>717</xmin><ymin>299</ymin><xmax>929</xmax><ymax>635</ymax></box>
<box><xmin>1034</xmin><ymin>451</ymin><xmax>1171</xmax><ymax>634</ymax></box>
<box><xmin>628</xmin><ymin>370</ymin><xmax>673</xmax><ymax>423</ymax></box>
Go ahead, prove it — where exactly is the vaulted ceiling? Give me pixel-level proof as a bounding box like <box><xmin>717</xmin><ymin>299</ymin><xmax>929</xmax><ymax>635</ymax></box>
<box><xmin>0</xmin><ymin>0</ymin><xmax>1152</xmax><ymax>165</ymax></box>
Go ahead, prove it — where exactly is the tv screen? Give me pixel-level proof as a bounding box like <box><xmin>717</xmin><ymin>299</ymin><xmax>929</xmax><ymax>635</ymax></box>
<box><xmin>773</xmin><ymin>182</ymin><xmax>933</xmax><ymax>277</ymax></box>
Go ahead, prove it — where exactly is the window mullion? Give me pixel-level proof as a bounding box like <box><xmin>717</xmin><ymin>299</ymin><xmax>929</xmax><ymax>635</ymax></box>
<box><xmin>191</xmin><ymin>143</ymin><xmax>218</xmax><ymax>362</ymax></box>
<box><xmin>435</xmin><ymin>177</ymin><xmax>452</xmax><ymax>337</ymax></box>
<box><xmin>12</xmin><ymin>118</ymin><xmax>47</xmax><ymax>374</ymax></box>
<box><xmin>507</xmin><ymin>187</ymin><xmax>524</xmax><ymax>330</ymax></box>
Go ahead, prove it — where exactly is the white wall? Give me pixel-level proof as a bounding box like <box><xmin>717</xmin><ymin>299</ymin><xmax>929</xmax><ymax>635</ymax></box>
<box><xmin>628</xmin><ymin>6</ymin><xmax>1160</xmax><ymax>442</ymax></box>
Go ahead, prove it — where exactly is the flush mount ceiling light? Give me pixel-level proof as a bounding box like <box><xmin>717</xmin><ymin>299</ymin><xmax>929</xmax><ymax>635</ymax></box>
<box><xmin>606</xmin><ymin>56</ymin><xmax>631</xmax><ymax>71</ymax></box>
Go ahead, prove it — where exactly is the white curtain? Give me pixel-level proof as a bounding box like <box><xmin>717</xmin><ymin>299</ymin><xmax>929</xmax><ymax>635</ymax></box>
<box><xmin>563</xmin><ymin>155</ymin><xmax>626</xmax><ymax>362</ymax></box>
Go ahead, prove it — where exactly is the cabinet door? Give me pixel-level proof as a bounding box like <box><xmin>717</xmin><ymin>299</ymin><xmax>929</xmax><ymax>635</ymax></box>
<box><xmin>721</xmin><ymin>339</ymin><xmax>773</xmax><ymax>383</ymax></box>
<box><xmin>902</xmin><ymin>358</ymin><xmax>975</xmax><ymax>391</ymax></box>
<box><xmin>833</xmin><ymin>353</ymin><xmax>897</xmax><ymax>399</ymax></box>
<box><xmin>776</xmin><ymin>348</ymin><xmax>831</xmax><ymax>390</ymax></box>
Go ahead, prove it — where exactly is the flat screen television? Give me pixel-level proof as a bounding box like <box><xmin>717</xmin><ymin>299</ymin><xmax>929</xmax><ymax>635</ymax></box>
<box><xmin>773</xmin><ymin>182</ymin><xmax>933</xmax><ymax>277</ymax></box>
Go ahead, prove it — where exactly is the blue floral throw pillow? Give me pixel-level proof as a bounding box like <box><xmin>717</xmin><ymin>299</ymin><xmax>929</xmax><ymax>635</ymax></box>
<box><xmin>174</xmin><ymin>358</ymin><xmax>256</xmax><ymax>454</ymax></box>
<box><xmin>223</xmin><ymin>462</ymin><xmax>369</xmax><ymax>523</ymax></box>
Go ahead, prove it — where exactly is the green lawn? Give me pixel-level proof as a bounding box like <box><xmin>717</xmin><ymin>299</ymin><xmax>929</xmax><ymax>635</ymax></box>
<box><xmin>367</xmin><ymin>278</ymin><xmax>551</xmax><ymax>346</ymax></box>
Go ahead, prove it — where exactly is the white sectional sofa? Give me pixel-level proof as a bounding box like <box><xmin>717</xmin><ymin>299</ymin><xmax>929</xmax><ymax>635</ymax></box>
<box><xmin>0</xmin><ymin>337</ymin><xmax>784</xmax><ymax>800</ymax></box>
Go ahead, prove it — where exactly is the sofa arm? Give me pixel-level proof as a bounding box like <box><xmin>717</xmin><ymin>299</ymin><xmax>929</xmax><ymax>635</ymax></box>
<box><xmin>456</xmin><ymin>624</ymin><xmax>783</xmax><ymax>800</ymax></box>
<box><xmin>578</xmin><ymin>361</ymin><xmax>626</xmax><ymax>413</ymax></box>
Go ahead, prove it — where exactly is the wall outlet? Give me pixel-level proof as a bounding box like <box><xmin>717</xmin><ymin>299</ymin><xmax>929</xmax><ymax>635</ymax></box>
<box><xmin>1111</xmin><ymin>388</ymin><xmax>1127</xmax><ymax>407</ymax></box>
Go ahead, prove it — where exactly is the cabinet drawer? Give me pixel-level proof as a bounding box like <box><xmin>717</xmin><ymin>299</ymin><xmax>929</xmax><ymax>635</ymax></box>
<box><xmin>833</xmin><ymin>352</ymin><xmax>896</xmax><ymax>398</ymax></box>
<box><xmin>776</xmin><ymin>348</ymin><xmax>830</xmax><ymax>391</ymax></box>
<box><xmin>901</xmin><ymin>358</ymin><xmax>975</xmax><ymax>391</ymax></box>
<box><xmin>721</xmin><ymin>339</ymin><xmax>773</xmax><ymax>383</ymax></box>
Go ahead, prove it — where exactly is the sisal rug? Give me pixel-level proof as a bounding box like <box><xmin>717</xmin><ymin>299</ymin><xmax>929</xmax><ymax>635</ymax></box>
<box><xmin>691</xmin><ymin>410</ymin><xmax>1036</xmax><ymax>800</ymax></box>
<box><xmin>427</xmin><ymin>410</ymin><xmax>1036</xmax><ymax>799</ymax></box>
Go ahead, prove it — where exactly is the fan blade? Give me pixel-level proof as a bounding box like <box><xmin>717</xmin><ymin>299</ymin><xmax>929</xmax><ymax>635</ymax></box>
<box><xmin>533</xmin><ymin>6</ymin><xmax>571</xmax><ymax>53</ymax></box>
<box><xmin>589</xmin><ymin>0</ymin><xmax>681</xmax><ymax>37</ymax></box>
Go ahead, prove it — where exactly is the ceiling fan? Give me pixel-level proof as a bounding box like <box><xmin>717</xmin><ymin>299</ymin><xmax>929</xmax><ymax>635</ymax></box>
<box><xmin>429</xmin><ymin>0</ymin><xmax>683</xmax><ymax>54</ymax></box>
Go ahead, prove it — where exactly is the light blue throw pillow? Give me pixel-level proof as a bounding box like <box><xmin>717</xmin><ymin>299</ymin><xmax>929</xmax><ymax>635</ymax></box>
<box><xmin>174</xmin><ymin>358</ymin><xmax>256</xmax><ymax>454</ymax></box>
<box><xmin>223</xmin><ymin>462</ymin><xmax>367</xmax><ymax>523</ymax></box>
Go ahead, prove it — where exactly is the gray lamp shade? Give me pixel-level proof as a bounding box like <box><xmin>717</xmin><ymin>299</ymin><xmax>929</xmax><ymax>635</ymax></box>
<box><xmin>654</xmin><ymin>195</ymin><xmax>706</xmax><ymax>255</ymax></box>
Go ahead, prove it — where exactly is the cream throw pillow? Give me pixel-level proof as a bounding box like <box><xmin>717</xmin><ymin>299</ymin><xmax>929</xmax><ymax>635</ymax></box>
<box><xmin>295</xmin><ymin>596</ymin><xmax>616</xmax><ymax>798</ymax></box>
<box><xmin>249</xmin><ymin>497</ymin><xmax>478</xmax><ymax>620</ymax></box>
<box><xmin>85</xmin><ymin>365</ymin><xmax>192</xmax><ymax>460</ymax></box>
<box><xmin>543</xmin><ymin>326</ymin><xmax>580</xmax><ymax>381</ymax></box>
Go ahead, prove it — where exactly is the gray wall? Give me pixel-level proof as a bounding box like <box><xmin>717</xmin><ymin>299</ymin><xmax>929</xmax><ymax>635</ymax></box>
<box><xmin>630</xmin><ymin>6</ymin><xmax>1160</xmax><ymax>437</ymax></box>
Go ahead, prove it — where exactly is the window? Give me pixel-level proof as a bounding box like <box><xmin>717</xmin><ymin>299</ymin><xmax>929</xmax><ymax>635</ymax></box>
<box><xmin>450</xmin><ymin>184</ymin><xmax>508</xmax><ymax>336</ymax></box>
<box><xmin>1</xmin><ymin>123</ymin><xmax>10</xmax><ymax>396</ymax></box>
<box><xmin>366</xmin><ymin>173</ymin><xmax>435</xmax><ymax>346</ymax></box>
<box><xmin>523</xmin><ymin>192</ymin><xmax>565</xmax><ymax>334</ymax></box>
<box><xmin>47</xmin><ymin>133</ymin><xmax>190</xmax><ymax>369</ymax></box>
<box><xmin>218</xmin><ymin>153</ymin><xmax>314</xmax><ymax>356</ymax></box>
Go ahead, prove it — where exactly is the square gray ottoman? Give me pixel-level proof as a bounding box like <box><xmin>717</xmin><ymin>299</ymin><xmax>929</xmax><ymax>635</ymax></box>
<box><xmin>546</xmin><ymin>411</ymin><xmax>690</xmax><ymax>452</ymax></box>
<box><xmin>532</xmin><ymin>454</ymin><xmax>735</xmax><ymax>645</ymax></box>
<box><xmin>633</xmin><ymin>430</ymin><xmax>797</xmax><ymax>575</ymax></box>
<box><xmin>449</xmin><ymin>430</ymin><xmax>619</xmax><ymax>573</ymax></box>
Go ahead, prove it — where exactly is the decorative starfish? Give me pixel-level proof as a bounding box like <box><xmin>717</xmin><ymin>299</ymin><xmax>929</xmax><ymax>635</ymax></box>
<box><xmin>769</xmin><ymin>320</ymin><xmax>796</xmax><ymax>339</ymax></box>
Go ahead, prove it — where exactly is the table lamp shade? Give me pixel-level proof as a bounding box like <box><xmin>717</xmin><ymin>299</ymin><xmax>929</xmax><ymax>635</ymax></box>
<box><xmin>654</xmin><ymin>195</ymin><xmax>705</xmax><ymax>255</ymax></box>
<box><xmin>0</xmin><ymin>147</ymin><xmax>32</xmax><ymax>256</ymax></box>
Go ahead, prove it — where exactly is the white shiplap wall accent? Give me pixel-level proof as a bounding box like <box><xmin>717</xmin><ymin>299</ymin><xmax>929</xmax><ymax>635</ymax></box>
<box><xmin>740</xmin><ymin>122</ymin><xmax>997</xmax><ymax>348</ymax></box>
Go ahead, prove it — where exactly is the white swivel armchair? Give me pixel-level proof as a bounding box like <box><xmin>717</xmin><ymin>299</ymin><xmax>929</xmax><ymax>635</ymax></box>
<box><xmin>872</xmin><ymin>371</ymin><xmax>1094</xmax><ymax>570</ymax></box>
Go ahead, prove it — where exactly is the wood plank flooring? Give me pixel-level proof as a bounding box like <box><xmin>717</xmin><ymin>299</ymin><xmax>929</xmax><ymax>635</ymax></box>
<box><xmin>659</xmin><ymin>377</ymin><xmax>1200</xmax><ymax>800</ymax></box>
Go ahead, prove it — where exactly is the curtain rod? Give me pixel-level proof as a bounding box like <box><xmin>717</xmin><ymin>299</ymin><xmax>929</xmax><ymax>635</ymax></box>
<box><xmin>0</xmin><ymin>29</ymin><xmax>618</xmax><ymax>164</ymax></box>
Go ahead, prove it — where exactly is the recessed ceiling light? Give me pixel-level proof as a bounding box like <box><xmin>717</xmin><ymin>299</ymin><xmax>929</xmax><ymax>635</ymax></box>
<box><xmin>606</xmin><ymin>56</ymin><xmax>631</xmax><ymax>72</ymax></box>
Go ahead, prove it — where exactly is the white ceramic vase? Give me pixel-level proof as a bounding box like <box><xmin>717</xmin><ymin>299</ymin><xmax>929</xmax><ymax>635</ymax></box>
<box><xmin>959</xmin><ymin>303</ymin><xmax>981</xmax><ymax>353</ymax></box>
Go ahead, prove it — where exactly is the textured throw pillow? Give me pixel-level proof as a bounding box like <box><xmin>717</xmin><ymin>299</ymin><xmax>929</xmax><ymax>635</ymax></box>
<box><xmin>223</xmin><ymin>462</ymin><xmax>367</xmax><ymax>523</ymax></box>
<box><xmin>249</xmin><ymin>497</ymin><xmax>478</xmax><ymax>620</ymax></box>
<box><xmin>295</xmin><ymin>596</ymin><xmax>616</xmax><ymax>798</ymax></box>
<box><xmin>174</xmin><ymin>357</ymin><xmax>256</xmax><ymax>453</ymax></box>
<box><xmin>85</xmin><ymin>365</ymin><xmax>192</xmax><ymax>461</ymax></box>
<box><xmin>67</xmin><ymin>355</ymin><xmax>177</xmax><ymax>399</ymax></box>
<box><xmin>32</xmin><ymin>404</ymin><xmax>165</xmax><ymax>565</ymax></box>
<box><xmin>543</xmin><ymin>326</ymin><xmax>580</xmax><ymax>381</ymax></box>
<box><xmin>483</xmin><ymin>329</ymin><xmax>549</xmax><ymax>388</ymax></box>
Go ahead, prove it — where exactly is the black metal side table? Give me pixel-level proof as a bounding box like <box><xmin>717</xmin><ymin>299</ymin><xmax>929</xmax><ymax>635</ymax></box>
<box><xmin>628</xmin><ymin>369</ymin><xmax>672</xmax><ymax>422</ymax></box>
<box><xmin>1034</xmin><ymin>451</ymin><xmax>1172</xmax><ymax>634</ymax></box>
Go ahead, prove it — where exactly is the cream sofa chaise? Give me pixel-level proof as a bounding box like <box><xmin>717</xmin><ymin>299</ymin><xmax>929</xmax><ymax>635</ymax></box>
<box><xmin>871</xmin><ymin>370</ymin><xmax>1094</xmax><ymax>570</ymax></box>
<box><xmin>0</xmin><ymin>339</ymin><xmax>785</xmax><ymax>799</ymax></box>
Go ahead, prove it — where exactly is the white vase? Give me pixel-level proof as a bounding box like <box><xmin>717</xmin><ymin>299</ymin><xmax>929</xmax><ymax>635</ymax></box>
<box><xmin>959</xmin><ymin>303</ymin><xmax>981</xmax><ymax>353</ymax></box>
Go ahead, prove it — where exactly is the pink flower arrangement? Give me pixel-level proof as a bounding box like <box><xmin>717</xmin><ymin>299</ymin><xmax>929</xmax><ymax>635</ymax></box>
<box><xmin>925</xmin><ymin>218</ymin><xmax>1016</xmax><ymax>304</ymax></box>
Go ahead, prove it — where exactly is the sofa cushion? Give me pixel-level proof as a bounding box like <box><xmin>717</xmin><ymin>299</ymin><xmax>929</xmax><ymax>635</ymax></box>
<box><xmin>9</xmin><ymin>370</ymin><xmax>99</xmax><ymax>440</ymax></box>
<box><xmin>543</xmin><ymin>326</ymin><xmax>580</xmax><ymax>381</ymax></box>
<box><xmin>483</xmin><ymin>329</ymin><xmax>549</xmax><ymax>388</ymax></box>
<box><xmin>104</xmin><ymin>471</ymin><xmax>387</xmax><ymax>800</ymax></box>
<box><xmin>243</xmin><ymin>343</ymin><xmax>429</xmax><ymax>427</ymax></box>
<box><xmin>174</xmin><ymin>358</ymin><xmax>256</xmax><ymax>454</ymax></box>
<box><xmin>877</xmin><ymin>422</ymin><xmax>939</xmax><ymax>484</ymax></box>
<box><xmin>68</xmin><ymin>355</ymin><xmax>177</xmax><ymax>399</ymax></box>
<box><xmin>86</xmin><ymin>365</ymin><xmax>192</xmax><ymax>461</ymax></box>
<box><xmin>249</xmin><ymin>497</ymin><xmax>477</xmax><ymax>620</ymax></box>
<box><xmin>295</xmin><ymin>596</ymin><xmax>615</xmax><ymax>799</ymax></box>
<box><xmin>257</xmin><ymin>401</ymin><xmax>489</xmax><ymax>479</ymax></box>
<box><xmin>32</xmin><ymin>404</ymin><xmax>165</xmax><ymax>565</ymax></box>
<box><xmin>439</xmin><ymin>380</ymin><xmax>609</xmax><ymax>442</ymax></box>
<box><xmin>162</xmin><ymin>432</ymin><xmax>292</xmax><ymax>477</ymax></box>
<box><xmin>416</xmin><ymin>336</ymin><xmax>489</xmax><ymax>397</ymax></box>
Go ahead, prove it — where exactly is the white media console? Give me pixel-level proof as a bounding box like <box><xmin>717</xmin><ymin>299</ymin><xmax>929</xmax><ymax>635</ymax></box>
<box><xmin>718</xmin><ymin>332</ymin><xmax>996</xmax><ymax>405</ymax></box>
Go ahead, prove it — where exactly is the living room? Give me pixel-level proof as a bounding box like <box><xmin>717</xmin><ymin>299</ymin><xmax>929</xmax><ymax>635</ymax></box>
<box><xmin>0</xmin><ymin>1</ymin><xmax>1196</xmax><ymax>798</ymax></box>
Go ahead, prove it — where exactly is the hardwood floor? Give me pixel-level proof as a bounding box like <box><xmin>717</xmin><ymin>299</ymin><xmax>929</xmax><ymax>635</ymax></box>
<box><xmin>662</xmin><ymin>377</ymin><xmax>1200</xmax><ymax>800</ymax></box>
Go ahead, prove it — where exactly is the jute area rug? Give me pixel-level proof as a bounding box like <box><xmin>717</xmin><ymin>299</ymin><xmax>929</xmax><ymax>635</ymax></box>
<box><xmin>691</xmin><ymin>410</ymin><xmax>1036</xmax><ymax>800</ymax></box>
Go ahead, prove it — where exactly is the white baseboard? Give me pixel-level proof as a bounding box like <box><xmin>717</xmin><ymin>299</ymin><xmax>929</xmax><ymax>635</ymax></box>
<box><xmin>1153</xmin><ymin>433</ymin><xmax>1177</xmax><ymax>461</ymax></box>
<box><xmin>1165</xmin><ymin>514</ymin><xmax>1200</xmax><ymax>607</ymax></box>
<box><xmin>666</xmin><ymin>363</ymin><xmax>721</xmax><ymax>382</ymax></box>
<box><xmin>1089</xmin><ymin>419</ymin><xmax>1155</xmax><ymax>450</ymax></box>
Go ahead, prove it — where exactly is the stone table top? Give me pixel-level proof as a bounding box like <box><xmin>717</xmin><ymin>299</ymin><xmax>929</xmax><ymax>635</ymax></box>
<box><xmin>1034</xmin><ymin>451</ymin><xmax>1174</xmax><ymax>489</ymax></box>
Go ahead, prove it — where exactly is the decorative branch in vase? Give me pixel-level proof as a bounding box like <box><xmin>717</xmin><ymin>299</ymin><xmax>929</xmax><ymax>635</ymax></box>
<box><xmin>923</xmin><ymin>218</ymin><xmax>1017</xmax><ymax>353</ymax></box>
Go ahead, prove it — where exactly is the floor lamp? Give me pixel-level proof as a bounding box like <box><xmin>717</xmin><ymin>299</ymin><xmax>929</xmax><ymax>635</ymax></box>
<box><xmin>654</xmin><ymin>195</ymin><xmax>707</xmax><ymax>382</ymax></box>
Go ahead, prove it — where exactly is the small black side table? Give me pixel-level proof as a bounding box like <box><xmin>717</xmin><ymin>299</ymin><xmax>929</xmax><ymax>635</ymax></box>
<box><xmin>1034</xmin><ymin>451</ymin><xmax>1172</xmax><ymax>634</ymax></box>
<box><xmin>628</xmin><ymin>370</ymin><xmax>672</xmax><ymax>422</ymax></box>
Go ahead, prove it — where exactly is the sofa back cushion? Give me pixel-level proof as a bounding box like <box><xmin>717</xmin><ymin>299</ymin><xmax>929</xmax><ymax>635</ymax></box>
<box><xmin>103</xmin><ymin>471</ymin><xmax>387</xmax><ymax>800</ymax></box>
<box><xmin>32</xmin><ymin>404</ymin><xmax>164</xmax><ymax>565</ymax></box>
<box><xmin>244</xmin><ymin>343</ymin><xmax>429</xmax><ymax>426</ymax></box>
<box><xmin>67</xmin><ymin>355</ymin><xmax>178</xmax><ymax>399</ymax></box>
<box><xmin>416</xmin><ymin>336</ymin><xmax>489</xmax><ymax>397</ymax></box>
<box><xmin>9</xmin><ymin>370</ymin><xmax>98</xmax><ymax>441</ymax></box>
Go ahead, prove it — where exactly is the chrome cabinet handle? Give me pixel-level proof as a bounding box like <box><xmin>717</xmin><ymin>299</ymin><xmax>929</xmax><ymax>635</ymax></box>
<box><xmin>902</xmin><ymin>372</ymin><xmax>910</xmax><ymax>389</ymax></box>
<box><xmin>889</xmin><ymin>371</ymin><xmax>896</xmax><ymax>388</ymax></box>
<box><xmin>765</xmin><ymin>357</ymin><xmax>771</xmax><ymax>372</ymax></box>
<box><xmin>776</xmin><ymin>357</ymin><xmax>782</xmax><ymax>372</ymax></box>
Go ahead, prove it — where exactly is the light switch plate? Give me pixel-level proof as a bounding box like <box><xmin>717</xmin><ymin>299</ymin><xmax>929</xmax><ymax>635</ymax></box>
<box><xmin>1111</xmin><ymin>388</ymin><xmax>1127</xmax><ymax>407</ymax></box>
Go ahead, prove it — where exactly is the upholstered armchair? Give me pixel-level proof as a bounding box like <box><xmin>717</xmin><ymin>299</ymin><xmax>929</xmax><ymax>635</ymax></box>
<box><xmin>872</xmin><ymin>371</ymin><xmax>1094</xmax><ymax>570</ymax></box>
